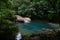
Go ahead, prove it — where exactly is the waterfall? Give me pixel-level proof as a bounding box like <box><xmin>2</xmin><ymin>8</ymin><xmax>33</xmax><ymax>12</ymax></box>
<box><xmin>16</xmin><ymin>32</ymin><xmax>22</xmax><ymax>40</ymax></box>
<box><xmin>24</xmin><ymin>19</ymin><xmax>30</xmax><ymax>25</ymax></box>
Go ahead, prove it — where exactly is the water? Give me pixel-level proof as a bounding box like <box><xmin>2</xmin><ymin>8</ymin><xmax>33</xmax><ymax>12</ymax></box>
<box><xmin>16</xmin><ymin>21</ymin><xmax>57</xmax><ymax>35</ymax></box>
<box><xmin>16</xmin><ymin>32</ymin><xmax>22</xmax><ymax>40</ymax></box>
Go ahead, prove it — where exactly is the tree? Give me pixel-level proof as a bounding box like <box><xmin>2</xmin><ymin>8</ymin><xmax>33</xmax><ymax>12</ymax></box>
<box><xmin>0</xmin><ymin>0</ymin><xmax>18</xmax><ymax>40</ymax></box>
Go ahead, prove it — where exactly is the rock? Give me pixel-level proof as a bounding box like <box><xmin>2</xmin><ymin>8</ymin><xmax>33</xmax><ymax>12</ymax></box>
<box><xmin>24</xmin><ymin>17</ymin><xmax>31</xmax><ymax>21</ymax></box>
<box><xmin>16</xmin><ymin>15</ymin><xmax>24</xmax><ymax>21</ymax></box>
<box><xmin>16</xmin><ymin>15</ymin><xmax>31</xmax><ymax>23</ymax></box>
<box><xmin>48</xmin><ymin>23</ymin><xmax>59</xmax><ymax>28</ymax></box>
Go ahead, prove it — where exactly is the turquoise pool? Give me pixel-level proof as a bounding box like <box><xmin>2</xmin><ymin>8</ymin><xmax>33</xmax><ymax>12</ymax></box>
<box><xmin>16</xmin><ymin>21</ymin><xmax>57</xmax><ymax>35</ymax></box>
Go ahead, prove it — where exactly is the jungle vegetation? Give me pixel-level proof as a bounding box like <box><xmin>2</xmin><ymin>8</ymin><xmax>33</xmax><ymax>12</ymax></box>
<box><xmin>0</xmin><ymin>0</ymin><xmax>60</xmax><ymax>40</ymax></box>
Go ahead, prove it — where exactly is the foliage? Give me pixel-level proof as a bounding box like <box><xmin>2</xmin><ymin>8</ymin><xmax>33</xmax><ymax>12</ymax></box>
<box><xmin>0</xmin><ymin>0</ymin><xmax>18</xmax><ymax>40</ymax></box>
<box><xmin>17</xmin><ymin>0</ymin><xmax>59</xmax><ymax>23</ymax></box>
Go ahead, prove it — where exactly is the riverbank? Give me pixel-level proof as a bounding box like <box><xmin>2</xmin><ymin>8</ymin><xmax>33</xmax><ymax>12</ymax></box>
<box><xmin>48</xmin><ymin>23</ymin><xmax>59</xmax><ymax>28</ymax></box>
<box><xmin>21</xmin><ymin>29</ymin><xmax>60</xmax><ymax>40</ymax></box>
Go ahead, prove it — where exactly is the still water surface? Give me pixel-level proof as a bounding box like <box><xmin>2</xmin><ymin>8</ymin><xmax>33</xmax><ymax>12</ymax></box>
<box><xmin>16</xmin><ymin>21</ymin><xmax>57</xmax><ymax>35</ymax></box>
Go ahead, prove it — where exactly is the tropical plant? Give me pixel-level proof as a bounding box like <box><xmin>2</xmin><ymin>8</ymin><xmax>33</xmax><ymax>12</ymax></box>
<box><xmin>0</xmin><ymin>0</ymin><xmax>18</xmax><ymax>40</ymax></box>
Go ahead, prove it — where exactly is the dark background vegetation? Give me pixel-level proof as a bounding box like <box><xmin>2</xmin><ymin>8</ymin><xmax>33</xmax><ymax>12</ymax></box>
<box><xmin>0</xmin><ymin>0</ymin><xmax>60</xmax><ymax>40</ymax></box>
<box><xmin>17</xmin><ymin>0</ymin><xmax>60</xmax><ymax>23</ymax></box>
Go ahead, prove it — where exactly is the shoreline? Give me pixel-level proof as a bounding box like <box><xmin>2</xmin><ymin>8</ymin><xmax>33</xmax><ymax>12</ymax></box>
<box><xmin>48</xmin><ymin>23</ymin><xmax>60</xmax><ymax>28</ymax></box>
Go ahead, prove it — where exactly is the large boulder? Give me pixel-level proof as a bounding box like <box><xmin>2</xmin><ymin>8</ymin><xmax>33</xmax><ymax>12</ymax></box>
<box><xmin>24</xmin><ymin>17</ymin><xmax>31</xmax><ymax>21</ymax></box>
<box><xmin>16</xmin><ymin>15</ymin><xmax>31</xmax><ymax>22</ymax></box>
<box><xmin>16</xmin><ymin>15</ymin><xmax>24</xmax><ymax>21</ymax></box>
